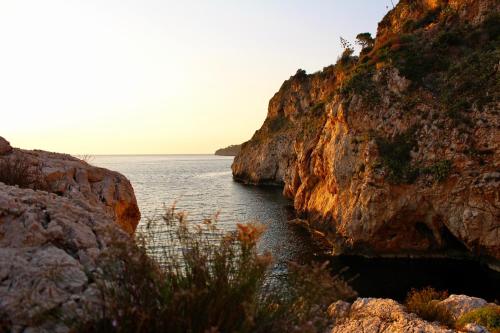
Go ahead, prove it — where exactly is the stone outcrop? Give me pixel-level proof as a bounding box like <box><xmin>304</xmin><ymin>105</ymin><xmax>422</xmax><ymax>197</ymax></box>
<box><xmin>437</xmin><ymin>295</ymin><xmax>490</xmax><ymax>320</ymax></box>
<box><xmin>0</xmin><ymin>138</ymin><xmax>140</xmax><ymax>234</ymax></box>
<box><xmin>0</xmin><ymin>183</ymin><xmax>129</xmax><ymax>332</ymax></box>
<box><xmin>232</xmin><ymin>0</ymin><xmax>500</xmax><ymax>268</ymax></box>
<box><xmin>0</xmin><ymin>137</ymin><xmax>12</xmax><ymax>155</ymax></box>
<box><xmin>329</xmin><ymin>295</ymin><xmax>495</xmax><ymax>333</ymax></box>
<box><xmin>0</xmin><ymin>138</ymin><xmax>141</xmax><ymax>331</ymax></box>
<box><xmin>330</xmin><ymin>298</ymin><xmax>453</xmax><ymax>333</ymax></box>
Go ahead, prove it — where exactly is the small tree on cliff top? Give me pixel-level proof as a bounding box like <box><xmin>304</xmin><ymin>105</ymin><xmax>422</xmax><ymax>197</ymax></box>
<box><xmin>339</xmin><ymin>37</ymin><xmax>355</xmax><ymax>66</ymax></box>
<box><xmin>356</xmin><ymin>32</ymin><xmax>374</xmax><ymax>49</ymax></box>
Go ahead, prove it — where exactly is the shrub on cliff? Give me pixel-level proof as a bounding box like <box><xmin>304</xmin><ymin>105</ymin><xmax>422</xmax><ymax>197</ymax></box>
<box><xmin>74</xmin><ymin>206</ymin><xmax>356</xmax><ymax>333</ymax></box>
<box><xmin>0</xmin><ymin>157</ymin><xmax>48</xmax><ymax>190</ymax></box>
<box><xmin>356</xmin><ymin>32</ymin><xmax>374</xmax><ymax>50</ymax></box>
<box><xmin>375</xmin><ymin>130</ymin><xmax>418</xmax><ymax>184</ymax></box>
<box><xmin>405</xmin><ymin>287</ymin><xmax>454</xmax><ymax>327</ymax></box>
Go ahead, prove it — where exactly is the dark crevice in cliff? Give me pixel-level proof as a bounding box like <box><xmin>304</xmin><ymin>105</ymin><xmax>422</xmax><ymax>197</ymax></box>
<box><xmin>438</xmin><ymin>223</ymin><xmax>472</xmax><ymax>254</ymax></box>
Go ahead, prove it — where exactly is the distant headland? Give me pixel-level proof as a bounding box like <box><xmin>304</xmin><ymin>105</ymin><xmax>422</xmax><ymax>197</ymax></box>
<box><xmin>215</xmin><ymin>144</ymin><xmax>241</xmax><ymax>156</ymax></box>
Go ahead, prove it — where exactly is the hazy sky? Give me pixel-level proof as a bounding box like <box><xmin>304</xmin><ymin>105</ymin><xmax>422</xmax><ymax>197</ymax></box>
<box><xmin>1</xmin><ymin>0</ymin><xmax>396</xmax><ymax>154</ymax></box>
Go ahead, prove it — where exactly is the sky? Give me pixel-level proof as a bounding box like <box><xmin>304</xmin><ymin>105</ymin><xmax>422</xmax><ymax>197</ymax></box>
<box><xmin>0</xmin><ymin>0</ymin><xmax>397</xmax><ymax>154</ymax></box>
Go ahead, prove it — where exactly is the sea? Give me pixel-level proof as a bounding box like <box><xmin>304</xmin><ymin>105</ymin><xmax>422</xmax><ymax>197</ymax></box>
<box><xmin>94</xmin><ymin>155</ymin><xmax>500</xmax><ymax>302</ymax></box>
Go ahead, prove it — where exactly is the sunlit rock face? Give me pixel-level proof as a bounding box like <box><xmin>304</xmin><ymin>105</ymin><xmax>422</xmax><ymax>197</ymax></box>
<box><xmin>0</xmin><ymin>137</ymin><xmax>140</xmax><ymax>234</ymax></box>
<box><xmin>328</xmin><ymin>294</ymin><xmax>496</xmax><ymax>333</ymax></box>
<box><xmin>330</xmin><ymin>298</ymin><xmax>453</xmax><ymax>333</ymax></box>
<box><xmin>233</xmin><ymin>0</ymin><xmax>500</xmax><ymax>268</ymax></box>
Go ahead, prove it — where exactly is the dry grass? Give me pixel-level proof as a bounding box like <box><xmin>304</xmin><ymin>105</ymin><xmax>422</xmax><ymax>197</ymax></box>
<box><xmin>76</xmin><ymin>154</ymin><xmax>95</xmax><ymax>164</ymax></box>
<box><xmin>404</xmin><ymin>287</ymin><xmax>454</xmax><ymax>327</ymax></box>
<box><xmin>73</xmin><ymin>206</ymin><xmax>356</xmax><ymax>333</ymax></box>
<box><xmin>0</xmin><ymin>157</ymin><xmax>48</xmax><ymax>190</ymax></box>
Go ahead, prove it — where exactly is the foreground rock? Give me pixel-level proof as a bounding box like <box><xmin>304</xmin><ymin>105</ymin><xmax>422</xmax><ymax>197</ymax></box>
<box><xmin>233</xmin><ymin>0</ymin><xmax>500</xmax><ymax>268</ymax></box>
<box><xmin>0</xmin><ymin>138</ymin><xmax>141</xmax><ymax>331</ymax></box>
<box><xmin>0</xmin><ymin>183</ymin><xmax>130</xmax><ymax>332</ymax></box>
<box><xmin>0</xmin><ymin>138</ymin><xmax>140</xmax><ymax>234</ymax></box>
<box><xmin>329</xmin><ymin>295</ymin><xmax>495</xmax><ymax>333</ymax></box>
<box><xmin>438</xmin><ymin>295</ymin><xmax>489</xmax><ymax>320</ymax></box>
<box><xmin>0</xmin><ymin>137</ymin><xmax>12</xmax><ymax>155</ymax></box>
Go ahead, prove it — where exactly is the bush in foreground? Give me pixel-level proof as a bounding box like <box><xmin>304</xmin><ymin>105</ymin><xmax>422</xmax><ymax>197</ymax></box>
<box><xmin>456</xmin><ymin>305</ymin><xmax>500</xmax><ymax>333</ymax></box>
<box><xmin>73</xmin><ymin>207</ymin><xmax>356</xmax><ymax>333</ymax></box>
<box><xmin>404</xmin><ymin>287</ymin><xmax>454</xmax><ymax>327</ymax></box>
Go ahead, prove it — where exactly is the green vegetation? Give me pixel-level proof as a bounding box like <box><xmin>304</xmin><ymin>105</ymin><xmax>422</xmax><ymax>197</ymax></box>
<box><xmin>456</xmin><ymin>305</ymin><xmax>500</xmax><ymax>333</ymax></box>
<box><xmin>421</xmin><ymin>160</ymin><xmax>452</xmax><ymax>182</ymax></box>
<box><xmin>74</xmin><ymin>206</ymin><xmax>356</xmax><ymax>333</ymax></box>
<box><xmin>356</xmin><ymin>32</ymin><xmax>374</xmax><ymax>50</ymax></box>
<box><xmin>308</xmin><ymin>4</ymin><xmax>499</xmax><ymax>131</ymax></box>
<box><xmin>311</xmin><ymin>101</ymin><xmax>325</xmax><ymax>115</ymax></box>
<box><xmin>375</xmin><ymin>129</ymin><xmax>418</xmax><ymax>184</ymax></box>
<box><xmin>413</xmin><ymin>7</ymin><xmax>441</xmax><ymax>30</ymax></box>
<box><xmin>295</xmin><ymin>68</ymin><xmax>307</xmax><ymax>77</ymax></box>
<box><xmin>372</xmin><ymin>11</ymin><xmax>499</xmax><ymax>125</ymax></box>
<box><xmin>267</xmin><ymin>116</ymin><xmax>290</xmax><ymax>132</ymax></box>
<box><xmin>405</xmin><ymin>287</ymin><xmax>455</xmax><ymax>328</ymax></box>
<box><xmin>215</xmin><ymin>144</ymin><xmax>242</xmax><ymax>156</ymax></box>
<box><xmin>375</xmin><ymin>131</ymin><xmax>453</xmax><ymax>183</ymax></box>
<box><xmin>264</xmin><ymin>5</ymin><xmax>498</xmax><ymax>186</ymax></box>
<box><xmin>339</xmin><ymin>64</ymin><xmax>380</xmax><ymax>106</ymax></box>
<box><xmin>300</xmin><ymin>113</ymin><xmax>326</xmax><ymax>139</ymax></box>
<box><xmin>338</xmin><ymin>37</ymin><xmax>357</xmax><ymax>69</ymax></box>
<box><xmin>298</xmin><ymin>101</ymin><xmax>328</xmax><ymax>139</ymax></box>
<box><xmin>373</xmin><ymin>33</ymin><xmax>450</xmax><ymax>85</ymax></box>
<box><xmin>441</xmin><ymin>46</ymin><xmax>499</xmax><ymax>125</ymax></box>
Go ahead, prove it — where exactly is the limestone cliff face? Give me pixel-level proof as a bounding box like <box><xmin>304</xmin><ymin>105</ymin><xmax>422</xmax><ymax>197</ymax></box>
<box><xmin>233</xmin><ymin>0</ymin><xmax>500</xmax><ymax>267</ymax></box>
<box><xmin>0</xmin><ymin>137</ymin><xmax>140</xmax><ymax>234</ymax></box>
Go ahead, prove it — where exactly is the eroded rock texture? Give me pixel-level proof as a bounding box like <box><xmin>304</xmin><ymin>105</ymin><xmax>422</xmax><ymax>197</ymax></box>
<box><xmin>0</xmin><ymin>138</ymin><xmax>140</xmax><ymax>234</ymax></box>
<box><xmin>329</xmin><ymin>294</ymin><xmax>495</xmax><ymax>333</ymax></box>
<box><xmin>330</xmin><ymin>298</ymin><xmax>453</xmax><ymax>333</ymax></box>
<box><xmin>233</xmin><ymin>0</ymin><xmax>500</xmax><ymax>267</ymax></box>
<box><xmin>0</xmin><ymin>183</ymin><xmax>130</xmax><ymax>332</ymax></box>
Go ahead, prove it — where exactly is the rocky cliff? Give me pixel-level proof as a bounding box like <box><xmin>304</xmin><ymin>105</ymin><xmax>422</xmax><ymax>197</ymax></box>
<box><xmin>0</xmin><ymin>137</ymin><xmax>140</xmax><ymax>234</ymax></box>
<box><xmin>233</xmin><ymin>0</ymin><xmax>500</xmax><ymax>268</ymax></box>
<box><xmin>0</xmin><ymin>137</ymin><xmax>141</xmax><ymax>331</ymax></box>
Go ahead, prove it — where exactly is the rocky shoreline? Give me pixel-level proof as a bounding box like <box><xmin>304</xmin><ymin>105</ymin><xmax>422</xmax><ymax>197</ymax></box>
<box><xmin>2</xmin><ymin>0</ymin><xmax>499</xmax><ymax>332</ymax></box>
<box><xmin>0</xmin><ymin>136</ymin><xmax>498</xmax><ymax>332</ymax></box>
<box><xmin>233</xmin><ymin>0</ymin><xmax>500</xmax><ymax>271</ymax></box>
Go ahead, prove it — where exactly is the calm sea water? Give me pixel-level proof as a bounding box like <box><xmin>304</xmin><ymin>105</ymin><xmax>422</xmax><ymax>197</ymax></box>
<box><xmin>93</xmin><ymin>155</ymin><xmax>316</xmax><ymax>277</ymax></box>
<box><xmin>94</xmin><ymin>155</ymin><xmax>500</xmax><ymax>302</ymax></box>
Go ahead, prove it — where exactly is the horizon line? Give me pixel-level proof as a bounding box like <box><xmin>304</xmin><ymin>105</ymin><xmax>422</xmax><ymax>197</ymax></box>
<box><xmin>77</xmin><ymin>153</ymin><xmax>234</xmax><ymax>156</ymax></box>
